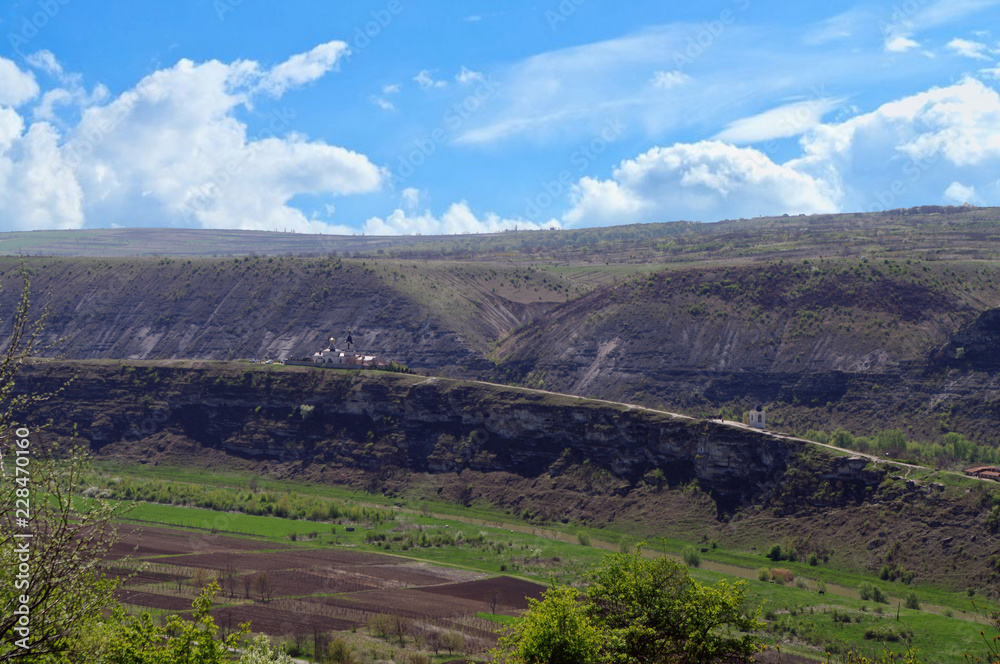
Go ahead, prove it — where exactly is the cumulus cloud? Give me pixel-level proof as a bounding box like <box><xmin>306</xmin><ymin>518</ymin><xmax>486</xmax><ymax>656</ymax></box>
<box><xmin>0</xmin><ymin>44</ymin><xmax>380</xmax><ymax>232</ymax></box>
<box><xmin>944</xmin><ymin>181</ymin><xmax>977</xmax><ymax>202</ymax></box>
<box><xmin>0</xmin><ymin>116</ymin><xmax>84</xmax><ymax>230</ymax></box>
<box><xmin>25</xmin><ymin>51</ymin><xmax>109</xmax><ymax>124</ymax></box>
<box><xmin>0</xmin><ymin>56</ymin><xmax>40</xmax><ymax>106</ymax></box>
<box><xmin>564</xmin><ymin>78</ymin><xmax>1000</xmax><ymax>225</ymax></box>
<box><xmin>564</xmin><ymin>142</ymin><xmax>839</xmax><ymax>226</ymax></box>
<box><xmin>257</xmin><ymin>41</ymin><xmax>349</xmax><ymax>96</ymax></box>
<box><xmin>364</xmin><ymin>201</ymin><xmax>559</xmax><ymax>235</ymax></box>
<box><xmin>401</xmin><ymin>187</ymin><xmax>421</xmax><ymax>210</ymax></box>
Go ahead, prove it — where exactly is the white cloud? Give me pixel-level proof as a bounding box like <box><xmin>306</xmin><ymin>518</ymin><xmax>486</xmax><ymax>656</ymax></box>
<box><xmin>0</xmin><ymin>116</ymin><xmax>84</xmax><ymax>230</ymax></box>
<box><xmin>364</xmin><ymin>201</ymin><xmax>559</xmax><ymax>235</ymax></box>
<box><xmin>456</xmin><ymin>66</ymin><xmax>484</xmax><ymax>85</ymax></box>
<box><xmin>564</xmin><ymin>78</ymin><xmax>1000</xmax><ymax>225</ymax></box>
<box><xmin>714</xmin><ymin>98</ymin><xmax>843</xmax><ymax>144</ymax></box>
<box><xmin>944</xmin><ymin>181</ymin><xmax>977</xmax><ymax>202</ymax></box>
<box><xmin>25</xmin><ymin>50</ymin><xmax>64</xmax><ymax>77</ymax></box>
<box><xmin>0</xmin><ymin>56</ymin><xmax>40</xmax><ymax>106</ymax></box>
<box><xmin>371</xmin><ymin>96</ymin><xmax>396</xmax><ymax>112</ymax></box>
<box><xmin>33</xmin><ymin>88</ymin><xmax>74</xmax><ymax>122</ymax></box>
<box><xmin>0</xmin><ymin>44</ymin><xmax>381</xmax><ymax>232</ymax></box>
<box><xmin>382</xmin><ymin>83</ymin><xmax>401</xmax><ymax>94</ymax></box>
<box><xmin>649</xmin><ymin>70</ymin><xmax>691</xmax><ymax>90</ymax></box>
<box><xmin>564</xmin><ymin>141</ymin><xmax>839</xmax><ymax>226</ymax></box>
<box><xmin>981</xmin><ymin>65</ymin><xmax>1000</xmax><ymax>78</ymax></box>
<box><xmin>257</xmin><ymin>40</ymin><xmax>349</xmax><ymax>96</ymax></box>
<box><xmin>401</xmin><ymin>187</ymin><xmax>420</xmax><ymax>210</ymax></box>
<box><xmin>414</xmin><ymin>69</ymin><xmax>447</xmax><ymax>90</ymax></box>
<box><xmin>455</xmin><ymin>23</ymin><xmax>931</xmax><ymax>146</ymax></box>
<box><xmin>885</xmin><ymin>35</ymin><xmax>920</xmax><ymax>52</ymax></box>
<box><xmin>881</xmin><ymin>0</ymin><xmax>1000</xmax><ymax>54</ymax></box>
<box><xmin>948</xmin><ymin>37</ymin><xmax>993</xmax><ymax>59</ymax></box>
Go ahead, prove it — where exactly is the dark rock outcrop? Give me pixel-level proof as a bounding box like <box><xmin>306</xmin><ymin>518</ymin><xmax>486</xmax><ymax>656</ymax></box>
<box><xmin>933</xmin><ymin>308</ymin><xmax>1000</xmax><ymax>373</ymax></box>
<box><xmin>16</xmin><ymin>362</ymin><xmax>800</xmax><ymax>513</ymax></box>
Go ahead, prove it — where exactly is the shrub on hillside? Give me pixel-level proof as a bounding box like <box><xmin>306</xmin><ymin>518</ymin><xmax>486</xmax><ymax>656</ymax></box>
<box><xmin>770</xmin><ymin>569</ymin><xmax>794</xmax><ymax>584</ymax></box>
<box><xmin>858</xmin><ymin>581</ymin><xmax>888</xmax><ymax>604</ymax></box>
<box><xmin>863</xmin><ymin>624</ymin><xmax>912</xmax><ymax>642</ymax></box>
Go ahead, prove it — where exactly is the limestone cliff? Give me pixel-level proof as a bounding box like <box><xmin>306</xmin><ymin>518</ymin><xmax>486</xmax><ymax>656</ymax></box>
<box><xmin>18</xmin><ymin>361</ymin><xmax>801</xmax><ymax>513</ymax></box>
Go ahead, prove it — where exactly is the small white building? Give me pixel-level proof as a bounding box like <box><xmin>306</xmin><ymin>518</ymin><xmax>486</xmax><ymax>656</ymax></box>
<box><xmin>313</xmin><ymin>348</ymin><xmax>347</xmax><ymax>366</ymax></box>
<box><xmin>311</xmin><ymin>347</ymin><xmax>378</xmax><ymax>368</ymax></box>
<box><xmin>748</xmin><ymin>404</ymin><xmax>766</xmax><ymax>429</ymax></box>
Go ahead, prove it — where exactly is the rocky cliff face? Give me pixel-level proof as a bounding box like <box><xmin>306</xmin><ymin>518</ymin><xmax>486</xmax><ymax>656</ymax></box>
<box><xmin>17</xmin><ymin>362</ymin><xmax>808</xmax><ymax>513</ymax></box>
<box><xmin>933</xmin><ymin>308</ymin><xmax>1000</xmax><ymax>373</ymax></box>
<box><xmin>0</xmin><ymin>257</ymin><xmax>519</xmax><ymax>373</ymax></box>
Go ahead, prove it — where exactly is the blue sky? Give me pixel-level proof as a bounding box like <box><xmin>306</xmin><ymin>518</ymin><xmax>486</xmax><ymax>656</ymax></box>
<box><xmin>1</xmin><ymin>0</ymin><xmax>999</xmax><ymax>235</ymax></box>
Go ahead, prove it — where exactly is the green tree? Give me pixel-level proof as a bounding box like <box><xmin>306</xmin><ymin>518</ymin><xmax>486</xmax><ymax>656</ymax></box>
<box><xmin>492</xmin><ymin>587</ymin><xmax>603</xmax><ymax>664</ymax></box>
<box><xmin>105</xmin><ymin>582</ymin><xmax>248</xmax><ymax>664</ymax></box>
<box><xmin>0</xmin><ymin>264</ymin><xmax>128</xmax><ymax>663</ymax></box>
<box><xmin>586</xmin><ymin>550</ymin><xmax>762</xmax><ymax>663</ymax></box>
<box><xmin>494</xmin><ymin>551</ymin><xmax>763</xmax><ymax>664</ymax></box>
<box><xmin>238</xmin><ymin>634</ymin><xmax>293</xmax><ymax>664</ymax></box>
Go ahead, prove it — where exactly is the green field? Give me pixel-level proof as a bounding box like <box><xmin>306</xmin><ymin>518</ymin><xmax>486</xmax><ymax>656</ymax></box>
<box><xmin>96</xmin><ymin>462</ymin><xmax>999</xmax><ymax>662</ymax></box>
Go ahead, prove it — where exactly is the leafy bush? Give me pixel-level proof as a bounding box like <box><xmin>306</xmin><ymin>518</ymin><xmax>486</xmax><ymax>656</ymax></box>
<box><xmin>863</xmin><ymin>624</ymin><xmax>913</xmax><ymax>642</ymax></box>
<box><xmin>494</xmin><ymin>552</ymin><xmax>763</xmax><ymax>664</ymax></box>
<box><xmin>757</xmin><ymin>567</ymin><xmax>773</xmax><ymax>582</ymax></box>
<box><xmin>240</xmin><ymin>635</ymin><xmax>294</xmax><ymax>664</ymax></box>
<box><xmin>858</xmin><ymin>581</ymin><xmax>888</xmax><ymax>604</ymax></box>
<box><xmin>682</xmin><ymin>546</ymin><xmax>701</xmax><ymax>568</ymax></box>
<box><xmin>905</xmin><ymin>592</ymin><xmax>920</xmax><ymax>610</ymax></box>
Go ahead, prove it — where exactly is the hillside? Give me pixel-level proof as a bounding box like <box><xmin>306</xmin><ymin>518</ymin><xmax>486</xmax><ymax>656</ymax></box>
<box><xmin>494</xmin><ymin>258</ymin><xmax>1000</xmax><ymax>444</ymax></box>
<box><xmin>15</xmin><ymin>360</ymin><xmax>1000</xmax><ymax>591</ymax></box>
<box><xmin>0</xmin><ymin>256</ymin><xmax>570</xmax><ymax>370</ymax></box>
<box><xmin>0</xmin><ymin>207</ymin><xmax>998</xmax><ymax>443</ymax></box>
